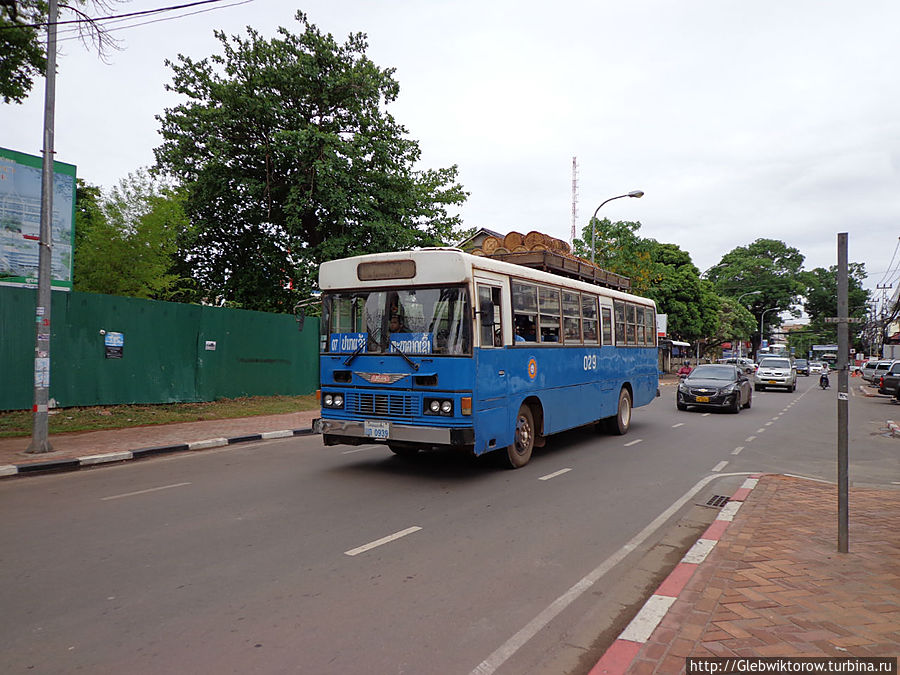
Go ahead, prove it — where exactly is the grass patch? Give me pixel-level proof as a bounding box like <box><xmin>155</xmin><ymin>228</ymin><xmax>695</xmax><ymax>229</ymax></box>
<box><xmin>0</xmin><ymin>394</ymin><xmax>320</xmax><ymax>438</ymax></box>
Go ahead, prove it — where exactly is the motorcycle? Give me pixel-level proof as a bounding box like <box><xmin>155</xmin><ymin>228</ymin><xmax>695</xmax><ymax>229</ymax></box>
<box><xmin>819</xmin><ymin>372</ymin><xmax>830</xmax><ymax>389</ymax></box>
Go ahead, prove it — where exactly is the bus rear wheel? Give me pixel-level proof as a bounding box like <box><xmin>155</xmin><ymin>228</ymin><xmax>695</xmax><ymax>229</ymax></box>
<box><xmin>505</xmin><ymin>405</ymin><xmax>534</xmax><ymax>468</ymax></box>
<box><xmin>605</xmin><ymin>388</ymin><xmax>632</xmax><ymax>435</ymax></box>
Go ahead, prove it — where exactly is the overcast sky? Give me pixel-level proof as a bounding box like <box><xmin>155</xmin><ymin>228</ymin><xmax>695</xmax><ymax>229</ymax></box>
<box><xmin>4</xmin><ymin>0</ymin><xmax>900</xmax><ymax>307</ymax></box>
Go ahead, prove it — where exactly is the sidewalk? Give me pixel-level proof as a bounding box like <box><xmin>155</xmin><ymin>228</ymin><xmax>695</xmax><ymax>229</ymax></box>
<box><xmin>592</xmin><ymin>474</ymin><xmax>900</xmax><ymax>674</ymax></box>
<box><xmin>0</xmin><ymin>409</ymin><xmax>320</xmax><ymax>477</ymax></box>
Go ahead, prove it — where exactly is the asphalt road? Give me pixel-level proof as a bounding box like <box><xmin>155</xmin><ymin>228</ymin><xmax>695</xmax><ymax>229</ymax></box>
<box><xmin>1</xmin><ymin>377</ymin><xmax>897</xmax><ymax>674</ymax></box>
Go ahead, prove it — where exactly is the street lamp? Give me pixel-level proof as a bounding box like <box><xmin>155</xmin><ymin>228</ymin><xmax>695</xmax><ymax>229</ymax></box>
<box><xmin>590</xmin><ymin>190</ymin><xmax>644</xmax><ymax>264</ymax></box>
<box><xmin>734</xmin><ymin>291</ymin><xmax>762</xmax><ymax>359</ymax></box>
<box><xmin>759</xmin><ymin>306</ymin><xmax>782</xmax><ymax>354</ymax></box>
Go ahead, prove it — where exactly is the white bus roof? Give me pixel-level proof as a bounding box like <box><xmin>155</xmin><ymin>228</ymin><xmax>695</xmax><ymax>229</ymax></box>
<box><xmin>318</xmin><ymin>248</ymin><xmax>655</xmax><ymax>307</ymax></box>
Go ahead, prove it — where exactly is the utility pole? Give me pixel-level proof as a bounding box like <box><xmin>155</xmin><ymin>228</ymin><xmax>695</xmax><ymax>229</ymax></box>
<box><xmin>836</xmin><ymin>234</ymin><xmax>850</xmax><ymax>552</ymax></box>
<box><xmin>570</xmin><ymin>157</ymin><xmax>578</xmax><ymax>247</ymax></box>
<box><xmin>26</xmin><ymin>0</ymin><xmax>59</xmax><ymax>454</ymax></box>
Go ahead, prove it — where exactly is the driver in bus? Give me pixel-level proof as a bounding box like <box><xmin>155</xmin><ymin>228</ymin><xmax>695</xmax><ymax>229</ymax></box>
<box><xmin>389</xmin><ymin>313</ymin><xmax>409</xmax><ymax>334</ymax></box>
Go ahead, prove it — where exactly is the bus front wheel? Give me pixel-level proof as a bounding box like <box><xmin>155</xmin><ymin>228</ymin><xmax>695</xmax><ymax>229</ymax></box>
<box><xmin>605</xmin><ymin>388</ymin><xmax>632</xmax><ymax>435</ymax></box>
<box><xmin>505</xmin><ymin>405</ymin><xmax>534</xmax><ymax>468</ymax></box>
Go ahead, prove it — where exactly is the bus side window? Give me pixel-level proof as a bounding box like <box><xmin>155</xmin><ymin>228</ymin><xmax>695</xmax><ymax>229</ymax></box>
<box><xmin>602</xmin><ymin>307</ymin><xmax>613</xmax><ymax>345</ymax></box>
<box><xmin>614</xmin><ymin>302</ymin><xmax>626</xmax><ymax>345</ymax></box>
<box><xmin>477</xmin><ymin>284</ymin><xmax>502</xmax><ymax>348</ymax></box>
<box><xmin>562</xmin><ymin>291</ymin><xmax>582</xmax><ymax>343</ymax></box>
<box><xmin>513</xmin><ymin>282</ymin><xmax>538</xmax><ymax>342</ymax></box>
<box><xmin>582</xmin><ymin>294</ymin><xmax>599</xmax><ymax>344</ymax></box>
<box><xmin>538</xmin><ymin>287</ymin><xmax>561</xmax><ymax>343</ymax></box>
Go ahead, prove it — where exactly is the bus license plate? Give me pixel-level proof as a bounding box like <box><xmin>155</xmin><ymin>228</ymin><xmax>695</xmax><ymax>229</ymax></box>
<box><xmin>364</xmin><ymin>420</ymin><xmax>390</xmax><ymax>440</ymax></box>
<box><xmin>695</xmin><ymin>396</ymin><xmax>709</xmax><ymax>403</ymax></box>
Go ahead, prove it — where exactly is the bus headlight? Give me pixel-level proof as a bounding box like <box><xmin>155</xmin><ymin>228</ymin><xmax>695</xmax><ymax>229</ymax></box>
<box><xmin>424</xmin><ymin>398</ymin><xmax>453</xmax><ymax>416</ymax></box>
<box><xmin>322</xmin><ymin>393</ymin><xmax>344</xmax><ymax>409</ymax></box>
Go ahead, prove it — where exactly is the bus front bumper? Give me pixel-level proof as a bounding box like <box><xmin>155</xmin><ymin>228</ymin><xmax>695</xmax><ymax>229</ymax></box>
<box><xmin>316</xmin><ymin>418</ymin><xmax>475</xmax><ymax>447</ymax></box>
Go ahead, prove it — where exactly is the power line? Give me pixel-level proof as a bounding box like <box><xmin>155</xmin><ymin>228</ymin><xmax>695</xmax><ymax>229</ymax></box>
<box><xmin>0</xmin><ymin>0</ymin><xmax>247</xmax><ymax>31</ymax></box>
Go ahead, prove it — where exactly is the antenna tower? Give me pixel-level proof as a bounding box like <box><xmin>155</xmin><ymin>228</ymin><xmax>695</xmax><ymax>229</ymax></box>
<box><xmin>570</xmin><ymin>157</ymin><xmax>578</xmax><ymax>246</ymax></box>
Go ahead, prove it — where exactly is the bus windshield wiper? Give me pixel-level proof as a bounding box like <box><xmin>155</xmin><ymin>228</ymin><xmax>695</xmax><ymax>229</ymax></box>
<box><xmin>343</xmin><ymin>341</ymin><xmax>366</xmax><ymax>366</ymax></box>
<box><xmin>391</xmin><ymin>343</ymin><xmax>420</xmax><ymax>371</ymax></box>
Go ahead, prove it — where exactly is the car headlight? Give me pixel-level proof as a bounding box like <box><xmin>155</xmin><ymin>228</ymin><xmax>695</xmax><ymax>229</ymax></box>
<box><xmin>441</xmin><ymin>401</ymin><xmax>452</xmax><ymax>414</ymax></box>
<box><xmin>322</xmin><ymin>392</ymin><xmax>344</xmax><ymax>409</ymax></box>
<box><xmin>430</xmin><ymin>400</ymin><xmax>440</xmax><ymax>413</ymax></box>
<box><xmin>324</xmin><ymin>394</ymin><xmax>333</xmax><ymax>406</ymax></box>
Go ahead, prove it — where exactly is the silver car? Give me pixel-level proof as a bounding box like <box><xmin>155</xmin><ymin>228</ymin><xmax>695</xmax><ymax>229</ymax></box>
<box><xmin>754</xmin><ymin>357</ymin><xmax>797</xmax><ymax>392</ymax></box>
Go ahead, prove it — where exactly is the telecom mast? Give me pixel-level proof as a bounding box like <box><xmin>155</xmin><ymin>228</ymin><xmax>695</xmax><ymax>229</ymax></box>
<box><xmin>570</xmin><ymin>157</ymin><xmax>578</xmax><ymax>246</ymax></box>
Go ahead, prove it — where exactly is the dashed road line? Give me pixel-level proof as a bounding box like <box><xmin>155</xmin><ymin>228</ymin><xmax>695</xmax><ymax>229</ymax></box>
<box><xmin>624</xmin><ymin>439</ymin><xmax>643</xmax><ymax>447</ymax></box>
<box><xmin>745</xmin><ymin>435</ymin><xmax>757</xmax><ymax>442</ymax></box>
<box><xmin>711</xmin><ymin>460</ymin><xmax>729</xmax><ymax>472</ymax></box>
<box><xmin>344</xmin><ymin>526</ymin><xmax>422</xmax><ymax>556</ymax></box>
<box><xmin>101</xmin><ymin>482</ymin><xmax>192</xmax><ymax>501</ymax></box>
<box><xmin>539</xmin><ymin>468</ymin><xmax>572</xmax><ymax>481</ymax></box>
<box><xmin>756</xmin><ymin>428</ymin><xmax>766</xmax><ymax>433</ymax></box>
<box><xmin>731</xmin><ymin>446</ymin><xmax>744</xmax><ymax>455</ymax></box>
<box><xmin>672</xmin><ymin>423</ymin><xmax>685</xmax><ymax>428</ymax></box>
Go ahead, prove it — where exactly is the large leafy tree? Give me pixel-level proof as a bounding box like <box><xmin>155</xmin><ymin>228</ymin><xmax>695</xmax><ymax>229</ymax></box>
<box><xmin>74</xmin><ymin>170</ymin><xmax>189</xmax><ymax>299</ymax></box>
<box><xmin>705</xmin><ymin>239</ymin><xmax>806</xmax><ymax>353</ymax></box>
<box><xmin>645</xmin><ymin>242</ymin><xmax>721</xmax><ymax>343</ymax></box>
<box><xmin>796</xmin><ymin>264</ymin><xmax>869</xmax><ymax>353</ymax></box>
<box><xmin>573</xmin><ymin>218</ymin><xmax>655</xmax><ymax>293</ymax></box>
<box><xmin>154</xmin><ymin>12</ymin><xmax>468</xmax><ymax>312</ymax></box>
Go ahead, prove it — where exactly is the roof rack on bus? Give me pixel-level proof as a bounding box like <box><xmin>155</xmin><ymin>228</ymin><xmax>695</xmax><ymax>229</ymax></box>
<box><xmin>461</xmin><ymin>229</ymin><xmax>632</xmax><ymax>291</ymax></box>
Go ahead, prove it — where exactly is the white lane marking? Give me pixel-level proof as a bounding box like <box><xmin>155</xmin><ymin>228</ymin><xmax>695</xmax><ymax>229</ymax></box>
<box><xmin>702</xmin><ymin>413</ymin><xmax>711</xmax><ymax>417</ymax></box>
<box><xmin>539</xmin><ymin>468</ymin><xmax>572</xmax><ymax>481</ymax></box>
<box><xmin>731</xmin><ymin>446</ymin><xmax>744</xmax><ymax>455</ymax></box>
<box><xmin>624</xmin><ymin>439</ymin><xmax>643</xmax><ymax>447</ymax></box>
<box><xmin>470</xmin><ymin>472</ymin><xmax>755</xmax><ymax>675</ymax></box>
<box><xmin>745</xmin><ymin>435</ymin><xmax>757</xmax><ymax>442</ymax></box>
<box><xmin>771</xmin><ymin>416</ymin><xmax>780</xmax><ymax>421</ymax></box>
<box><xmin>764</xmin><ymin>422</ymin><xmax>773</xmax><ymax>427</ymax></box>
<box><xmin>672</xmin><ymin>423</ymin><xmax>685</xmax><ymax>428</ymax></box>
<box><xmin>756</xmin><ymin>428</ymin><xmax>766</xmax><ymax>433</ymax></box>
<box><xmin>711</xmin><ymin>461</ymin><xmax>729</xmax><ymax>472</ymax></box>
<box><xmin>101</xmin><ymin>482</ymin><xmax>192</xmax><ymax>501</ymax></box>
<box><xmin>619</xmin><ymin>594</ymin><xmax>677</xmax><ymax>642</ymax></box>
<box><xmin>344</xmin><ymin>526</ymin><xmax>422</xmax><ymax>556</ymax></box>
<box><xmin>341</xmin><ymin>446</ymin><xmax>377</xmax><ymax>455</ymax></box>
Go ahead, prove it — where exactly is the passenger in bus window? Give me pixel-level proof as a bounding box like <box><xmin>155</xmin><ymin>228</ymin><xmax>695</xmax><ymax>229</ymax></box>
<box><xmin>389</xmin><ymin>313</ymin><xmax>408</xmax><ymax>333</ymax></box>
<box><xmin>515</xmin><ymin>315</ymin><xmax>537</xmax><ymax>342</ymax></box>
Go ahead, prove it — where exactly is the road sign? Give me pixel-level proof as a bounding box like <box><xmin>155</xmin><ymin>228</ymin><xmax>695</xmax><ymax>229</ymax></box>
<box><xmin>825</xmin><ymin>317</ymin><xmax>864</xmax><ymax>323</ymax></box>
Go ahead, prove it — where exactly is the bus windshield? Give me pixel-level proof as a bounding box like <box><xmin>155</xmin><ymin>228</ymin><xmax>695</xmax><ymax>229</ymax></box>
<box><xmin>322</xmin><ymin>285</ymin><xmax>472</xmax><ymax>355</ymax></box>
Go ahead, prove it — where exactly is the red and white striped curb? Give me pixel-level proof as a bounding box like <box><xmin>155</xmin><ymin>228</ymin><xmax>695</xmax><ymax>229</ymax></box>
<box><xmin>589</xmin><ymin>474</ymin><xmax>763</xmax><ymax>675</ymax></box>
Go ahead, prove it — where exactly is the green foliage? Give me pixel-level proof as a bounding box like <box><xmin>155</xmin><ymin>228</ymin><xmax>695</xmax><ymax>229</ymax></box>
<box><xmin>706</xmin><ymin>297</ymin><xmax>757</xmax><ymax>353</ymax></box>
<box><xmin>573</xmin><ymin>218</ymin><xmax>655</xmax><ymax>292</ymax></box>
<box><xmin>74</xmin><ymin>170</ymin><xmax>189</xmax><ymax>299</ymax></box>
<box><xmin>797</xmin><ymin>264</ymin><xmax>870</xmax><ymax>350</ymax></box>
<box><xmin>153</xmin><ymin>12</ymin><xmax>467</xmax><ymax>312</ymax></box>
<box><xmin>0</xmin><ymin>1</ymin><xmax>46</xmax><ymax>104</ymax></box>
<box><xmin>705</xmin><ymin>238</ymin><xmax>807</xmax><ymax>351</ymax></box>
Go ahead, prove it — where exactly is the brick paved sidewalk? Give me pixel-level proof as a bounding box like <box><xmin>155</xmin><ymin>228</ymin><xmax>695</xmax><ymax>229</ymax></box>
<box><xmin>624</xmin><ymin>474</ymin><xmax>900</xmax><ymax>673</ymax></box>
<box><xmin>0</xmin><ymin>409</ymin><xmax>320</xmax><ymax>472</ymax></box>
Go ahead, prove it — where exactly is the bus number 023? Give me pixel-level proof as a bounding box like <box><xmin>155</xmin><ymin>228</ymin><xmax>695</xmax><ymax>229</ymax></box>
<box><xmin>583</xmin><ymin>354</ymin><xmax>597</xmax><ymax>371</ymax></box>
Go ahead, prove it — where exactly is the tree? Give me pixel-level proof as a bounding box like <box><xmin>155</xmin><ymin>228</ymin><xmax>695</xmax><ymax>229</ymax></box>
<box><xmin>798</xmin><ymin>264</ymin><xmax>870</xmax><ymax>352</ymax></box>
<box><xmin>74</xmin><ymin>170</ymin><xmax>189</xmax><ymax>299</ymax></box>
<box><xmin>645</xmin><ymin>242</ymin><xmax>721</xmax><ymax>344</ymax></box>
<box><xmin>573</xmin><ymin>218</ymin><xmax>655</xmax><ymax>293</ymax></box>
<box><xmin>704</xmin><ymin>297</ymin><xmax>758</xmax><ymax>357</ymax></box>
<box><xmin>1</xmin><ymin>1</ymin><xmax>118</xmax><ymax>104</ymax></box>
<box><xmin>154</xmin><ymin>12</ymin><xmax>468</xmax><ymax>312</ymax></box>
<box><xmin>705</xmin><ymin>239</ymin><xmax>806</xmax><ymax>353</ymax></box>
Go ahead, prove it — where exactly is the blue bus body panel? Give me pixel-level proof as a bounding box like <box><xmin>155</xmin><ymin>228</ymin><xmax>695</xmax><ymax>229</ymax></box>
<box><xmin>321</xmin><ymin>345</ymin><xmax>659</xmax><ymax>457</ymax></box>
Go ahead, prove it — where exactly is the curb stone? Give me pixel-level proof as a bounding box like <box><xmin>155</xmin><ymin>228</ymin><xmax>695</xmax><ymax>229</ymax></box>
<box><xmin>589</xmin><ymin>474</ymin><xmax>763</xmax><ymax>675</ymax></box>
<box><xmin>0</xmin><ymin>428</ymin><xmax>314</xmax><ymax>479</ymax></box>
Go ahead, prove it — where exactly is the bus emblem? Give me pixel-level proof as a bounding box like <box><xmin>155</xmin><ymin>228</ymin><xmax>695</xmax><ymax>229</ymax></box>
<box><xmin>528</xmin><ymin>358</ymin><xmax>537</xmax><ymax>380</ymax></box>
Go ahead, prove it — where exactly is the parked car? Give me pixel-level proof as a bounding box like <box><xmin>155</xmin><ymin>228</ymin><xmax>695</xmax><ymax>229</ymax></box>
<box><xmin>862</xmin><ymin>360</ymin><xmax>887</xmax><ymax>382</ymax></box>
<box><xmin>677</xmin><ymin>364</ymin><xmax>752</xmax><ymax>413</ymax></box>
<box><xmin>865</xmin><ymin>360</ymin><xmax>895</xmax><ymax>385</ymax></box>
<box><xmin>754</xmin><ymin>356</ymin><xmax>797</xmax><ymax>392</ymax></box>
<box><xmin>717</xmin><ymin>357</ymin><xmax>757</xmax><ymax>375</ymax></box>
<box><xmin>794</xmin><ymin>358</ymin><xmax>810</xmax><ymax>376</ymax></box>
<box><xmin>809</xmin><ymin>361</ymin><xmax>825</xmax><ymax>374</ymax></box>
<box><xmin>877</xmin><ymin>361</ymin><xmax>900</xmax><ymax>395</ymax></box>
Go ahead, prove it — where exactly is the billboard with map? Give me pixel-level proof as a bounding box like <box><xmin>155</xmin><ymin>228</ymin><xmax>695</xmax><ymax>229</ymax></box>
<box><xmin>0</xmin><ymin>147</ymin><xmax>76</xmax><ymax>290</ymax></box>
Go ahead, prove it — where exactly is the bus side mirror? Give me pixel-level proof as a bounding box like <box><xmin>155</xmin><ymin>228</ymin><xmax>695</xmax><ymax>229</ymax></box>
<box><xmin>294</xmin><ymin>304</ymin><xmax>306</xmax><ymax>332</ymax></box>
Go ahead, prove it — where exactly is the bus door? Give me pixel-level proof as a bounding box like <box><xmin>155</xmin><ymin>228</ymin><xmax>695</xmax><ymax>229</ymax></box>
<box><xmin>474</xmin><ymin>278</ymin><xmax>509</xmax><ymax>454</ymax></box>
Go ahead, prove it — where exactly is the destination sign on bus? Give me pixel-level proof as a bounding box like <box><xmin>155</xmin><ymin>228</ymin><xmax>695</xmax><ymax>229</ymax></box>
<box><xmin>389</xmin><ymin>333</ymin><xmax>433</xmax><ymax>354</ymax></box>
<box><xmin>330</xmin><ymin>332</ymin><xmax>367</xmax><ymax>352</ymax></box>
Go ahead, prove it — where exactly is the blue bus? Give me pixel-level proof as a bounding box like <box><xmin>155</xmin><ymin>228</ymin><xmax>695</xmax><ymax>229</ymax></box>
<box><xmin>316</xmin><ymin>248</ymin><xmax>659</xmax><ymax>468</ymax></box>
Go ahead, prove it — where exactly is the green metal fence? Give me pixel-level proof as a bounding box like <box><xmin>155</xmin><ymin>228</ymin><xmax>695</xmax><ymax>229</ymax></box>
<box><xmin>0</xmin><ymin>286</ymin><xmax>319</xmax><ymax>411</ymax></box>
